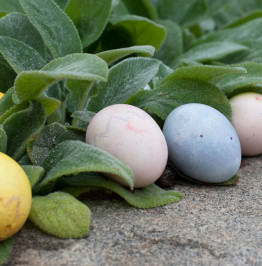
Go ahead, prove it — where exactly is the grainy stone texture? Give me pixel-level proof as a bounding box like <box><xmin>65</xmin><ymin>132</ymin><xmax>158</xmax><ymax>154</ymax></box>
<box><xmin>4</xmin><ymin>155</ymin><xmax>262</xmax><ymax>266</ymax></box>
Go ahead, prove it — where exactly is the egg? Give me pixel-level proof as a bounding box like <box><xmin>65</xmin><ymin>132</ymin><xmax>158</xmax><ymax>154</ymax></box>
<box><xmin>229</xmin><ymin>92</ymin><xmax>262</xmax><ymax>156</ymax></box>
<box><xmin>163</xmin><ymin>103</ymin><xmax>241</xmax><ymax>183</ymax></box>
<box><xmin>86</xmin><ymin>104</ymin><xmax>168</xmax><ymax>188</ymax></box>
<box><xmin>0</xmin><ymin>152</ymin><xmax>32</xmax><ymax>241</ymax></box>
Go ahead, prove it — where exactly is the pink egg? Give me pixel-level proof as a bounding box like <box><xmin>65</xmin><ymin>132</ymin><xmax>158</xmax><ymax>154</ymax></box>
<box><xmin>86</xmin><ymin>104</ymin><xmax>168</xmax><ymax>188</ymax></box>
<box><xmin>230</xmin><ymin>92</ymin><xmax>262</xmax><ymax>156</ymax></box>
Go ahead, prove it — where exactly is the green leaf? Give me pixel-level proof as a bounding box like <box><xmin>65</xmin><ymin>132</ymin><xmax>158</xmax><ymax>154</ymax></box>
<box><xmin>71</xmin><ymin>110</ymin><xmax>96</xmax><ymax>124</ymax></box>
<box><xmin>152</xmin><ymin>62</ymin><xmax>173</xmax><ymax>88</ymax></box>
<box><xmin>14</xmin><ymin>53</ymin><xmax>108</xmax><ymax>103</ymax></box>
<box><xmin>126</xmin><ymin>78</ymin><xmax>232</xmax><ymax>121</ymax></box>
<box><xmin>55</xmin><ymin>127</ymin><xmax>85</xmax><ymax>143</ymax></box>
<box><xmin>154</xmin><ymin>20</ymin><xmax>183</xmax><ymax>67</ymax></box>
<box><xmin>97</xmin><ymin>45</ymin><xmax>155</xmax><ymax>65</ymax></box>
<box><xmin>22</xmin><ymin>165</ymin><xmax>45</xmax><ymax>188</ymax></box>
<box><xmin>110</xmin><ymin>15</ymin><xmax>166</xmax><ymax>51</ymax></box>
<box><xmin>33</xmin><ymin>140</ymin><xmax>134</xmax><ymax>195</ymax></box>
<box><xmin>3</xmin><ymin>101</ymin><xmax>46</xmax><ymax>160</ymax></box>
<box><xmin>29</xmin><ymin>191</ymin><xmax>91</xmax><ymax>238</ymax></box>
<box><xmin>173</xmin><ymin>42</ymin><xmax>248</xmax><ymax>67</ymax></box>
<box><xmin>0</xmin><ymin>237</ymin><xmax>13</xmax><ymax>266</ymax></box>
<box><xmin>0</xmin><ymin>87</ymin><xmax>15</xmax><ymax>117</ymax></box>
<box><xmin>0</xmin><ymin>12</ymin><xmax>46</xmax><ymax>58</ymax></box>
<box><xmin>0</xmin><ymin>0</ymin><xmax>24</xmax><ymax>14</ymax></box>
<box><xmin>122</xmin><ymin>0</ymin><xmax>158</xmax><ymax>20</ymax></box>
<box><xmin>0</xmin><ymin>36</ymin><xmax>46</xmax><ymax>73</ymax></box>
<box><xmin>194</xmin><ymin>17</ymin><xmax>262</xmax><ymax>46</ymax></box>
<box><xmin>162</xmin><ymin>65</ymin><xmax>247</xmax><ymax>83</ymax></box>
<box><xmin>63</xmin><ymin>173</ymin><xmax>182</xmax><ymax>208</ymax></box>
<box><xmin>19</xmin><ymin>0</ymin><xmax>82</xmax><ymax>58</ymax></box>
<box><xmin>86</xmin><ymin>57</ymin><xmax>160</xmax><ymax>112</ymax></box>
<box><xmin>65</xmin><ymin>0</ymin><xmax>112</xmax><ymax>48</ymax></box>
<box><xmin>0</xmin><ymin>124</ymin><xmax>7</xmax><ymax>153</ymax></box>
<box><xmin>27</xmin><ymin>122</ymin><xmax>67</xmax><ymax>166</ymax></box>
<box><xmin>54</xmin><ymin>0</ymin><xmax>69</xmax><ymax>9</ymax></box>
<box><xmin>158</xmin><ymin>0</ymin><xmax>207</xmax><ymax>26</ymax></box>
<box><xmin>214</xmin><ymin>62</ymin><xmax>262</xmax><ymax>97</ymax></box>
<box><xmin>0</xmin><ymin>56</ymin><xmax>16</xmax><ymax>92</ymax></box>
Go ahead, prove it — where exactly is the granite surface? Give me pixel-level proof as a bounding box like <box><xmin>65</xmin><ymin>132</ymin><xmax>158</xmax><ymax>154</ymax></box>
<box><xmin>4</xmin><ymin>155</ymin><xmax>262</xmax><ymax>266</ymax></box>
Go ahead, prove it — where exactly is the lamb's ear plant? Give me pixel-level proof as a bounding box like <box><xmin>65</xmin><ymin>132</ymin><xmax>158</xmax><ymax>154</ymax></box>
<box><xmin>2</xmin><ymin>0</ymin><xmax>262</xmax><ymax>263</ymax></box>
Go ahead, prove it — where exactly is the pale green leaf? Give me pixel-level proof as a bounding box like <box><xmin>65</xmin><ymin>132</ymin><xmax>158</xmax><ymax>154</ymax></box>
<box><xmin>71</xmin><ymin>110</ymin><xmax>96</xmax><ymax>124</ymax></box>
<box><xmin>126</xmin><ymin>78</ymin><xmax>231</xmax><ymax>121</ymax></box>
<box><xmin>65</xmin><ymin>0</ymin><xmax>112</xmax><ymax>48</ymax></box>
<box><xmin>86</xmin><ymin>57</ymin><xmax>160</xmax><ymax>112</ymax></box>
<box><xmin>63</xmin><ymin>173</ymin><xmax>182</xmax><ymax>208</ymax></box>
<box><xmin>0</xmin><ymin>237</ymin><xmax>13</xmax><ymax>266</ymax></box>
<box><xmin>97</xmin><ymin>45</ymin><xmax>155</xmax><ymax>65</ymax></box>
<box><xmin>19</xmin><ymin>0</ymin><xmax>82</xmax><ymax>58</ymax></box>
<box><xmin>3</xmin><ymin>101</ymin><xmax>46</xmax><ymax>160</ymax></box>
<box><xmin>0</xmin><ymin>36</ymin><xmax>45</xmax><ymax>73</ymax></box>
<box><xmin>0</xmin><ymin>124</ymin><xmax>7</xmax><ymax>153</ymax></box>
<box><xmin>29</xmin><ymin>191</ymin><xmax>91</xmax><ymax>238</ymax></box>
<box><xmin>0</xmin><ymin>12</ymin><xmax>46</xmax><ymax>58</ymax></box>
<box><xmin>0</xmin><ymin>0</ymin><xmax>24</xmax><ymax>13</ymax></box>
<box><xmin>14</xmin><ymin>53</ymin><xmax>108</xmax><ymax>103</ymax></box>
<box><xmin>33</xmin><ymin>140</ymin><xmax>134</xmax><ymax>194</ymax></box>
<box><xmin>22</xmin><ymin>165</ymin><xmax>45</xmax><ymax>188</ymax></box>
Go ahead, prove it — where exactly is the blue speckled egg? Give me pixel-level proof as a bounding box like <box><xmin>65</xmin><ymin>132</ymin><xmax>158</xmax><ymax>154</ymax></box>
<box><xmin>163</xmin><ymin>103</ymin><xmax>241</xmax><ymax>183</ymax></box>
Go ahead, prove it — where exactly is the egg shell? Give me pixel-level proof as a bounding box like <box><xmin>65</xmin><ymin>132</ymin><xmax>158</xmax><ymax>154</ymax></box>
<box><xmin>163</xmin><ymin>103</ymin><xmax>241</xmax><ymax>183</ymax></box>
<box><xmin>86</xmin><ymin>104</ymin><xmax>168</xmax><ymax>188</ymax></box>
<box><xmin>230</xmin><ymin>92</ymin><xmax>262</xmax><ymax>156</ymax></box>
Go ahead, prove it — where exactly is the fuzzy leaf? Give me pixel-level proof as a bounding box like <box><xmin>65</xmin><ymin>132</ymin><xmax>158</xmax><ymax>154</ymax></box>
<box><xmin>0</xmin><ymin>0</ymin><xmax>24</xmax><ymax>13</ymax></box>
<box><xmin>65</xmin><ymin>0</ymin><xmax>112</xmax><ymax>48</ymax></box>
<box><xmin>158</xmin><ymin>0</ymin><xmax>207</xmax><ymax>26</ymax></box>
<box><xmin>0</xmin><ymin>237</ymin><xmax>13</xmax><ymax>266</ymax></box>
<box><xmin>3</xmin><ymin>101</ymin><xmax>46</xmax><ymax>160</ymax></box>
<box><xmin>110</xmin><ymin>15</ymin><xmax>166</xmax><ymax>51</ymax></box>
<box><xmin>29</xmin><ymin>191</ymin><xmax>91</xmax><ymax>238</ymax></box>
<box><xmin>0</xmin><ymin>36</ymin><xmax>45</xmax><ymax>73</ymax></box>
<box><xmin>22</xmin><ymin>165</ymin><xmax>45</xmax><ymax>188</ymax></box>
<box><xmin>54</xmin><ymin>0</ymin><xmax>69</xmax><ymax>9</ymax></box>
<box><xmin>33</xmin><ymin>140</ymin><xmax>134</xmax><ymax>195</ymax></box>
<box><xmin>86</xmin><ymin>57</ymin><xmax>160</xmax><ymax>112</ymax></box>
<box><xmin>0</xmin><ymin>124</ymin><xmax>7</xmax><ymax>153</ymax></box>
<box><xmin>0</xmin><ymin>56</ymin><xmax>16</xmax><ymax>92</ymax></box>
<box><xmin>71</xmin><ymin>110</ymin><xmax>96</xmax><ymax>124</ymax></box>
<box><xmin>126</xmin><ymin>78</ymin><xmax>231</xmax><ymax>121</ymax></box>
<box><xmin>27</xmin><ymin>122</ymin><xmax>67</xmax><ymax>166</ymax></box>
<box><xmin>152</xmin><ymin>62</ymin><xmax>173</xmax><ymax>88</ymax></box>
<box><xmin>0</xmin><ymin>12</ymin><xmax>46</xmax><ymax>58</ymax></box>
<box><xmin>214</xmin><ymin>62</ymin><xmax>262</xmax><ymax>96</ymax></box>
<box><xmin>173</xmin><ymin>42</ymin><xmax>248</xmax><ymax>67</ymax></box>
<box><xmin>14</xmin><ymin>53</ymin><xmax>108</xmax><ymax>103</ymax></box>
<box><xmin>97</xmin><ymin>45</ymin><xmax>155</xmax><ymax>65</ymax></box>
<box><xmin>19</xmin><ymin>0</ymin><xmax>82</xmax><ymax>58</ymax></box>
<box><xmin>0</xmin><ymin>87</ymin><xmax>15</xmax><ymax>117</ymax></box>
<box><xmin>154</xmin><ymin>20</ymin><xmax>183</xmax><ymax>66</ymax></box>
<box><xmin>63</xmin><ymin>173</ymin><xmax>182</xmax><ymax>208</ymax></box>
<box><xmin>162</xmin><ymin>65</ymin><xmax>247</xmax><ymax>83</ymax></box>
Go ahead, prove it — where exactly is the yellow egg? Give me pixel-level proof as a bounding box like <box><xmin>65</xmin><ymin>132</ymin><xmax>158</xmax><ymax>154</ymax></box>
<box><xmin>0</xmin><ymin>153</ymin><xmax>32</xmax><ymax>241</ymax></box>
<box><xmin>0</xmin><ymin>92</ymin><xmax>4</xmax><ymax>99</ymax></box>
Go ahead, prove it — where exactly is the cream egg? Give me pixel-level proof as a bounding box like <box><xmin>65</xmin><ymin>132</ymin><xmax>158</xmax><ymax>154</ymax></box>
<box><xmin>86</xmin><ymin>104</ymin><xmax>168</xmax><ymax>188</ymax></box>
<box><xmin>230</xmin><ymin>92</ymin><xmax>262</xmax><ymax>156</ymax></box>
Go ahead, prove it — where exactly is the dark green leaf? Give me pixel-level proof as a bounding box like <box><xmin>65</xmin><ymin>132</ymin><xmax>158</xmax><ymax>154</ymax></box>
<box><xmin>0</xmin><ymin>237</ymin><xmax>13</xmax><ymax>266</ymax></box>
<box><xmin>154</xmin><ymin>20</ymin><xmax>183</xmax><ymax>67</ymax></box>
<box><xmin>3</xmin><ymin>101</ymin><xmax>46</xmax><ymax>160</ymax></box>
<box><xmin>63</xmin><ymin>173</ymin><xmax>182</xmax><ymax>208</ymax></box>
<box><xmin>65</xmin><ymin>0</ymin><xmax>112</xmax><ymax>48</ymax></box>
<box><xmin>29</xmin><ymin>191</ymin><xmax>91</xmax><ymax>238</ymax></box>
<box><xmin>158</xmin><ymin>0</ymin><xmax>207</xmax><ymax>26</ymax></box>
<box><xmin>19</xmin><ymin>0</ymin><xmax>82</xmax><ymax>58</ymax></box>
<box><xmin>97</xmin><ymin>45</ymin><xmax>155</xmax><ymax>65</ymax></box>
<box><xmin>14</xmin><ymin>53</ymin><xmax>108</xmax><ymax>103</ymax></box>
<box><xmin>126</xmin><ymin>78</ymin><xmax>231</xmax><ymax>121</ymax></box>
<box><xmin>110</xmin><ymin>14</ymin><xmax>166</xmax><ymax>51</ymax></box>
<box><xmin>0</xmin><ymin>87</ymin><xmax>15</xmax><ymax>117</ymax></box>
<box><xmin>54</xmin><ymin>0</ymin><xmax>69</xmax><ymax>9</ymax></box>
<box><xmin>86</xmin><ymin>57</ymin><xmax>160</xmax><ymax>112</ymax></box>
<box><xmin>0</xmin><ymin>124</ymin><xmax>7</xmax><ymax>152</ymax></box>
<box><xmin>0</xmin><ymin>12</ymin><xmax>46</xmax><ymax>58</ymax></box>
<box><xmin>33</xmin><ymin>140</ymin><xmax>134</xmax><ymax>194</ymax></box>
<box><xmin>0</xmin><ymin>56</ymin><xmax>16</xmax><ymax>92</ymax></box>
<box><xmin>27</xmin><ymin>122</ymin><xmax>67</xmax><ymax>166</ymax></box>
<box><xmin>22</xmin><ymin>165</ymin><xmax>45</xmax><ymax>188</ymax></box>
<box><xmin>0</xmin><ymin>36</ymin><xmax>45</xmax><ymax>73</ymax></box>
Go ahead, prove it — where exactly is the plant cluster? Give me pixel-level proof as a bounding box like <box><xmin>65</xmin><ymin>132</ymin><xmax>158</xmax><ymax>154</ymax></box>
<box><xmin>1</xmin><ymin>0</ymin><xmax>262</xmax><ymax>263</ymax></box>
